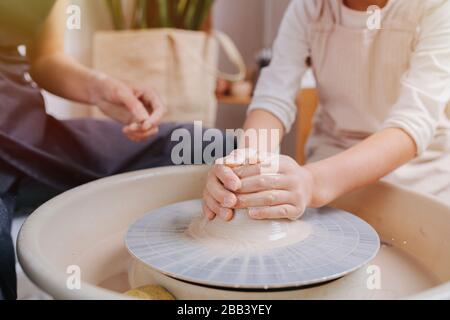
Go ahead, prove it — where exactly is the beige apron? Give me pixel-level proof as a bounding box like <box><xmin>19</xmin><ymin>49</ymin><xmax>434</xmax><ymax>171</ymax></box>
<box><xmin>306</xmin><ymin>0</ymin><xmax>450</xmax><ymax>204</ymax></box>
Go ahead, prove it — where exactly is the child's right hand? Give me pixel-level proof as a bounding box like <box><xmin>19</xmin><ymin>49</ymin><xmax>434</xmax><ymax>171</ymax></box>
<box><xmin>203</xmin><ymin>149</ymin><xmax>259</xmax><ymax>221</ymax></box>
<box><xmin>202</xmin><ymin>149</ymin><xmax>274</xmax><ymax>221</ymax></box>
<box><xmin>202</xmin><ymin>162</ymin><xmax>241</xmax><ymax>221</ymax></box>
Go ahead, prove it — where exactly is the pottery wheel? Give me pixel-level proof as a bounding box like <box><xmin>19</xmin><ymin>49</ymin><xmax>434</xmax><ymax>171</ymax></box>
<box><xmin>126</xmin><ymin>199</ymin><xmax>380</xmax><ymax>289</ymax></box>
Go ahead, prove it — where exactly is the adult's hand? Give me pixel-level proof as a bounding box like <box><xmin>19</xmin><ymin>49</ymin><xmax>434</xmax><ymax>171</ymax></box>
<box><xmin>88</xmin><ymin>72</ymin><xmax>167</xmax><ymax>142</ymax></box>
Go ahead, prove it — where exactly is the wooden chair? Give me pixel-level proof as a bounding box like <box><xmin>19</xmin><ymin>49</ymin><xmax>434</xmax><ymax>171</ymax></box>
<box><xmin>296</xmin><ymin>89</ymin><xmax>319</xmax><ymax>165</ymax></box>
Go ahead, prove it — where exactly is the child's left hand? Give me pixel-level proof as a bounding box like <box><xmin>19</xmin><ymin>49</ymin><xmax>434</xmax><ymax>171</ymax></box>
<box><xmin>232</xmin><ymin>153</ymin><xmax>316</xmax><ymax>221</ymax></box>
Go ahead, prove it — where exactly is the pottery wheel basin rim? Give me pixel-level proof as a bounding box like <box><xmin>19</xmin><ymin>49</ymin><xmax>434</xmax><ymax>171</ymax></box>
<box><xmin>125</xmin><ymin>199</ymin><xmax>381</xmax><ymax>290</ymax></box>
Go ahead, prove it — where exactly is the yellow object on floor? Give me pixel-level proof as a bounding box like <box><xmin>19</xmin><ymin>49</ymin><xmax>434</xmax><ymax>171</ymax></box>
<box><xmin>124</xmin><ymin>285</ymin><xmax>175</xmax><ymax>300</ymax></box>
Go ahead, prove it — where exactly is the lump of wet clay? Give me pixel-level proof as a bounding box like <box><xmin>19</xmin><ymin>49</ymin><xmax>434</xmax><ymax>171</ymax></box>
<box><xmin>124</xmin><ymin>285</ymin><xmax>175</xmax><ymax>300</ymax></box>
<box><xmin>187</xmin><ymin>209</ymin><xmax>312</xmax><ymax>252</ymax></box>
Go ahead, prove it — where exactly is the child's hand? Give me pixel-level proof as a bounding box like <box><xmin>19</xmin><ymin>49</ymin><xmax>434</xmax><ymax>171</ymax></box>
<box><xmin>233</xmin><ymin>155</ymin><xmax>315</xmax><ymax>221</ymax></box>
<box><xmin>202</xmin><ymin>163</ymin><xmax>241</xmax><ymax>221</ymax></box>
<box><xmin>202</xmin><ymin>149</ymin><xmax>261</xmax><ymax>221</ymax></box>
<box><xmin>202</xmin><ymin>150</ymin><xmax>316</xmax><ymax>221</ymax></box>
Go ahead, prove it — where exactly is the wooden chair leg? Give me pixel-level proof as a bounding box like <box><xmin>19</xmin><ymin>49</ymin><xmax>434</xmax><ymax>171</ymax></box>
<box><xmin>296</xmin><ymin>89</ymin><xmax>318</xmax><ymax>165</ymax></box>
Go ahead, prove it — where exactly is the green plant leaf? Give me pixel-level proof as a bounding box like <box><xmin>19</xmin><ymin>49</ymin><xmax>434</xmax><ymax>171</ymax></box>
<box><xmin>176</xmin><ymin>0</ymin><xmax>190</xmax><ymax>28</ymax></box>
<box><xmin>157</xmin><ymin>0</ymin><xmax>170</xmax><ymax>28</ymax></box>
<box><xmin>135</xmin><ymin>0</ymin><xmax>148</xmax><ymax>28</ymax></box>
<box><xmin>105</xmin><ymin>0</ymin><xmax>126</xmax><ymax>30</ymax></box>
<box><xmin>192</xmin><ymin>0</ymin><xmax>213</xmax><ymax>30</ymax></box>
<box><xmin>202</xmin><ymin>0</ymin><xmax>214</xmax><ymax>28</ymax></box>
<box><xmin>114</xmin><ymin>0</ymin><xmax>215</xmax><ymax>30</ymax></box>
<box><xmin>167</xmin><ymin>0</ymin><xmax>178</xmax><ymax>28</ymax></box>
<box><xmin>146</xmin><ymin>0</ymin><xmax>161</xmax><ymax>28</ymax></box>
<box><xmin>184</xmin><ymin>0</ymin><xmax>198</xmax><ymax>30</ymax></box>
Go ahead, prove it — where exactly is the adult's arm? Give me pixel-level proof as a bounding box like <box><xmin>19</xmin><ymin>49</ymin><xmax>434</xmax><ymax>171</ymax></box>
<box><xmin>27</xmin><ymin>0</ymin><xmax>166</xmax><ymax>140</ymax></box>
<box><xmin>28</xmin><ymin>0</ymin><xmax>101</xmax><ymax>104</ymax></box>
